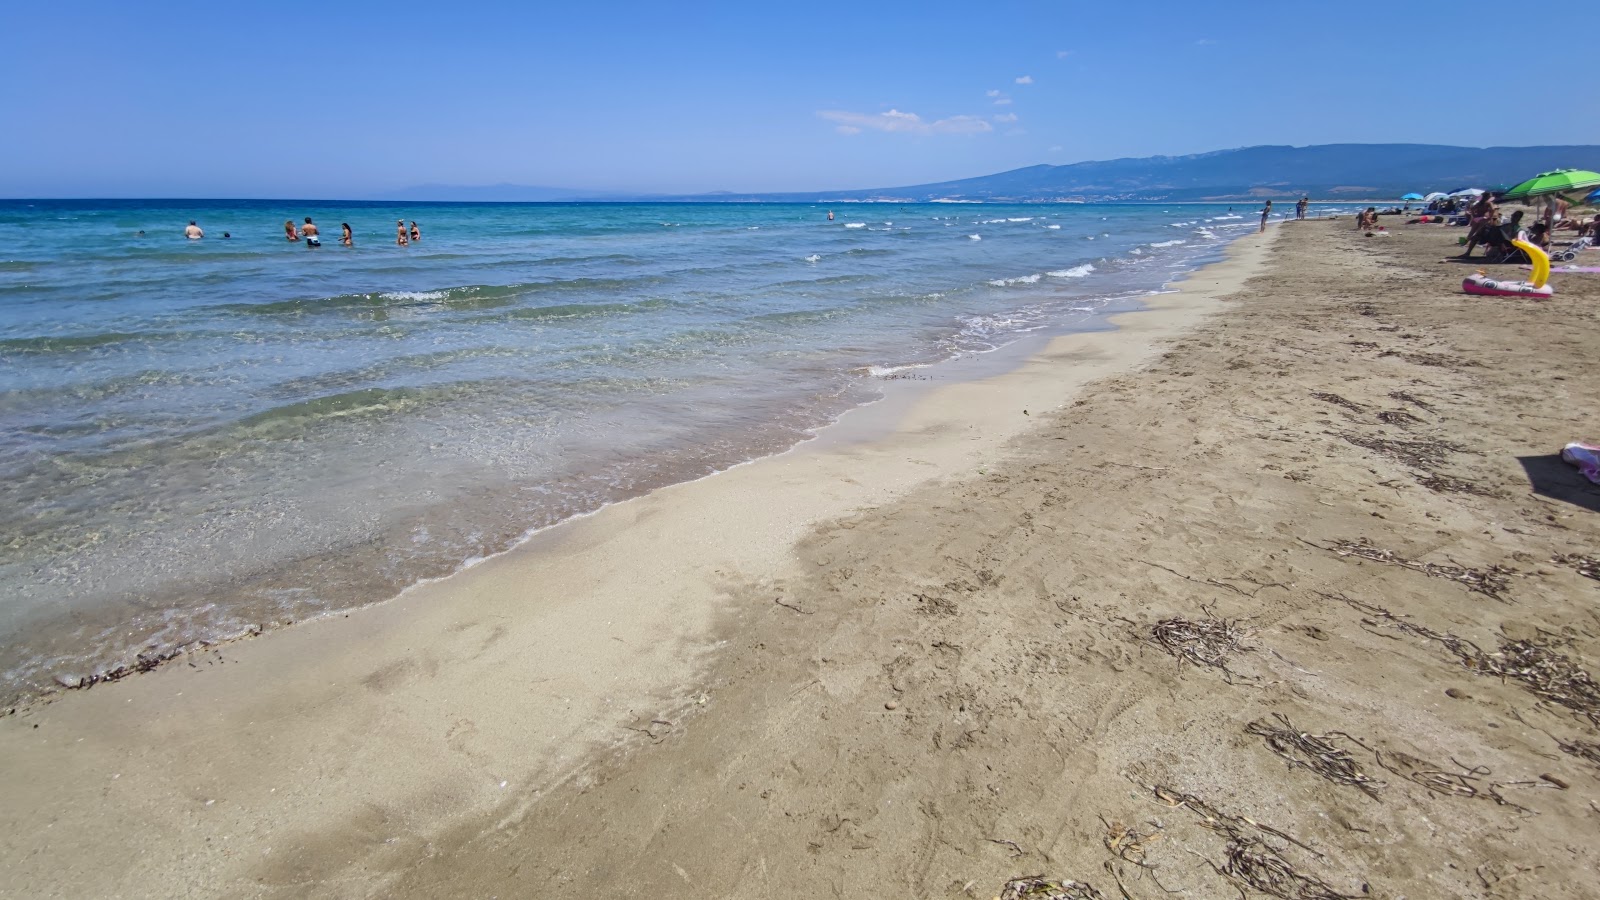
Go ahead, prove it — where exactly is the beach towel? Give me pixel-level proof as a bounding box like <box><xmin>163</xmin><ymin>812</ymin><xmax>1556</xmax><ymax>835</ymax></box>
<box><xmin>1519</xmin><ymin>265</ymin><xmax>1600</xmax><ymax>273</ymax></box>
<box><xmin>1562</xmin><ymin>442</ymin><xmax>1600</xmax><ymax>484</ymax></box>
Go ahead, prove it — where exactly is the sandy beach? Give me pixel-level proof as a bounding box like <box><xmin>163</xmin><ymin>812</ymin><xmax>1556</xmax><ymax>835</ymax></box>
<box><xmin>4</xmin><ymin>216</ymin><xmax>1600</xmax><ymax>899</ymax></box>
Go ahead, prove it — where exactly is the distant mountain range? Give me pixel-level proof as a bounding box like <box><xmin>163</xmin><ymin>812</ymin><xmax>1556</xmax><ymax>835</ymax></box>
<box><xmin>385</xmin><ymin>144</ymin><xmax>1600</xmax><ymax>203</ymax></box>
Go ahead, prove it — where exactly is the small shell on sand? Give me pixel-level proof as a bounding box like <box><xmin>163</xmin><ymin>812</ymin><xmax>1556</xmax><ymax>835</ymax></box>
<box><xmin>884</xmin><ymin>701</ymin><xmax>900</xmax><ymax>710</ymax></box>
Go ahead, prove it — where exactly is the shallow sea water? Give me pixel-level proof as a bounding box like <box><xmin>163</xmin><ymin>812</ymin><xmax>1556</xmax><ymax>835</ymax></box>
<box><xmin>0</xmin><ymin>199</ymin><xmax>1353</xmax><ymax>700</ymax></box>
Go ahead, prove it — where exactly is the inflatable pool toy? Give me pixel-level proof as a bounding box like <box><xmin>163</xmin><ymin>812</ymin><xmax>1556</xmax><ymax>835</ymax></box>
<box><xmin>1462</xmin><ymin>240</ymin><xmax>1554</xmax><ymax>297</ymax></box>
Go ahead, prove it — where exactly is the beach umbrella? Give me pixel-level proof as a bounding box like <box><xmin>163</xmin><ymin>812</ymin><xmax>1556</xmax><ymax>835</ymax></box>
<box><xmin>1423</xmin><ymin>192</ymin><xmax>1448</xmax><ymax>202</ymax></box>
<box><xmin>1585</xmin><ymin>188</ymin><xmax>1600</xmax><ymax>204</ymax></box>
<box><xmin>1400</xmin><ymin>192</ymin><xmax>1424</xmax><ymax>201</ymax></box>
<box><xmin>1501</xmin><ymin>169</ymin><xmax>1600</xmax><ymax>201</ymax></box>
<box><xmin>1448</xmin><ymin>188</ymin><xmax>1484</xmax><ymax>198</ymax></box>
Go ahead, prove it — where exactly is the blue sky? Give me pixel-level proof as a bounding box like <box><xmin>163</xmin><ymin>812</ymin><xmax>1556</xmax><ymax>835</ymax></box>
<box><xmin>3</xmin><ymin>1</ymin><xmax>1594</xmax><ymax>197</ymax></box>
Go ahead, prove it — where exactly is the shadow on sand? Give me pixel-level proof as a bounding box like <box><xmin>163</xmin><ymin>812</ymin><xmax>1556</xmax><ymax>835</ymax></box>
<box><xmin>1518</xmin><ymin>454</ymin><xmax>1600</xmax><ymax>514</ymax></box>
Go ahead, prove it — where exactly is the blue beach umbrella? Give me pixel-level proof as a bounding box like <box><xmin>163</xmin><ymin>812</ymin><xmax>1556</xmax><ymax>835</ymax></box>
<box><xmin>1586</xmin><ymin>188</ymin><xmax>1600</xmax><ymax>204</ymax></box>
<box><xmin>1400</xmin><ymin>193</ymin><xmax>1424</xmax><ymax>201</ymax></box>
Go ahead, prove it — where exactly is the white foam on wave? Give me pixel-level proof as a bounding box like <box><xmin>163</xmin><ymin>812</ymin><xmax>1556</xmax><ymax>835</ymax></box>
<box><xmin>866</xmin><ymin>362</ymin><xmax>932</xmax><ymax>378</ymax></box>
<box><xmin>1130</xmin><ymin>248</ymin><xmax>1143</xmax><ymax>255</ymax></box>
<box><xmin>1047</xmin><ymin>264</ymin><xmax>1095</xmax><ymax>278</ymax></box>
<box><xmin>1212</xmin><ymin>214</ymin><xmax>1243</xmax><ymax>220</ymax></box>
<box><xmin>379</xmin><ymin>290</ymin><xmax>450</xmax><ymax>302</ymax></box>
<box><xmin>803</xmin><ymin>254</ymin><xmax>822</xmax><ymax>263</ymax></box>
<box><xmin>988</xmin><ymin>274</ymin><xmax>1042</xmax><ymax>287</ymax></box>
<box><xmin>1149</xmin><ymin>239</ymin><xmax>1187</xmax><ymax>248</ymax></box>
<box><xmin>844</xmin><ymin>222</ymin><xmax>867</xmax><ymax>229</ymax></box>
<box><xmin>1046</xmin><ymin>224</ymin><xmax>1061</xmax><ymax>230</ymax></box>
<box><xmin>968</xmin><ymin>234</ymin><xmax>982</xmax><ymax>241</ymax></box>
<box><xmin>1007</xmin><ymin>217</ymin><xmax>1034</xmax><ymax>223</ymax></box>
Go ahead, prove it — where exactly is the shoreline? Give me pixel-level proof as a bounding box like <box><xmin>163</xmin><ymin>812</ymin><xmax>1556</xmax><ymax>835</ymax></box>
<box><xmin>0</xmin><ymin>224</ymin><xmax>1274</xmax><ymax>895</ymax></box>
<box><xmin>1</xmin><ymin>233</ymin><xmax>1244</xmax><ymax>715</ymax></box>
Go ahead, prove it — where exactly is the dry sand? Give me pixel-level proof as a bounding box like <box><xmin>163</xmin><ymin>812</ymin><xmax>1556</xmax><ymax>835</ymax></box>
<box><xmin>4</xmin><ymin>218</ymin><xmax>1600</xmax><ymax>899</ymax></box>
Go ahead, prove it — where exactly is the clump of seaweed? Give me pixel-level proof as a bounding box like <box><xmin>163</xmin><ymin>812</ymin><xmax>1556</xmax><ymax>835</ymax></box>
<box><xmin>1415</xmin><ymin>473</ymin><xmax>1495</xmax><ymax>497</ymax></box>
<box><xmin>1552</xmin><ymin>553</ymin><xmax>1600</xmax><ymax>582</ymax></box>
<box><xmin>1101</xmin><ymin>818</ymin><xmax>1163</xmax><ymax>867</ymax></box>
<box><xmin>1326</xmin><ymin>592</ymin><xmax>1599</xmax><ymax>728</ymax></box>
<box><xmin>1311</xmin><ymin>391</ymin><xmax>1364</xmax><ymax>412</ymax></box>
<box><xmin>1556</xmin><ymin>737</ymin><xmax>1600</xmax><ymax>768</ymax></box>
<box><xmin>1339</xmin><ymin>434</ymin><xmax>1467</xmax><ymax>470</ymax></box>
<box><xmin>1148</xmin><ymin>615</ymin><xmax>1255</xmax><ymax>682</ymax></box>
<box><xmin>1146</xmin><ymin>785</ymin><xmax>1361</xmax><ymax>900</ymax></box>
<box><xmin>1388</xmin><ymin>390</ymin><xmax>1435</xmax><ymax>411</ymax></box>
<box><xmin>1313</xmin><ymin>538</ymin><xmax>1514</xmax><ymax>601</ymax></box>
<box><xmin>1377</xmin><ymin>409</ymin><xmax>1422</xmax><ymax>427</ymax></box>
<box><xmin>997</xmin><ymin>876</ymin><xmax>1106</xmax><ymax>900</ymax></box>
<box><xmin>1246</xmin><ymin>713</ymin><xmax>1385</xmax><ymax>799</ymax></box>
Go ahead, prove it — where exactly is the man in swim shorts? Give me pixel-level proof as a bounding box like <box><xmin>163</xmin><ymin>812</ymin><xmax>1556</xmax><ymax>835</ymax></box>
<box><xmin>185</xmin><ymin>221</ymin><xmax>203</xmax><ymax>240</ymax></box>
<box><xmin>302</xmin><ymin>217</ymin><xmax>321</xmax><ymax>247</ymax></box>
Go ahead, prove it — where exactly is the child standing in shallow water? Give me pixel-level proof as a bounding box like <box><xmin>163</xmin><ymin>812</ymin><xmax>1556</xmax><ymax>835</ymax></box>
<box><xmin>285</xmin><ymin>220</ymin><xmax>299</xmax><ymax>242</ymax></box>
<box><xmin>396</xmin><ymin>220</ymin><xmax>408</xmax><ymax>246</ymax></box>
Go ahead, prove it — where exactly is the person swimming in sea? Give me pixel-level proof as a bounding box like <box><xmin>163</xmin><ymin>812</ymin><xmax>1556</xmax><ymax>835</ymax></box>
<box><xmin>184</xmin><ymin>221</ymin><xmax>203</xmax><ymax>240</ymax></box>
<box><xmin>827</xmin><ymin>210</ymin><xmax>834</xmax><ymax>221</ymax></box>
<box><xmin>285</xmin><ymin>220</ymin><xmax>299</xmax><ymax>242</ymax></box>
<box><xmin>341</xmin><ymin>223</ymin><xmax>352</xmax><ymax>246</ymax></box>
<box><xmin>302</xmin><ymin>217</ymin><xmax>321</xmax><ymax>247</ymax></box>
<box><xmin>396</xmin><ymin>220</ymin><xmax>409</xmax><ymax>246</ymax></box>
<box><xmin>409</xmin><ymin>221</ymin><xmax>420</xmax><ymax>243</ymax></box>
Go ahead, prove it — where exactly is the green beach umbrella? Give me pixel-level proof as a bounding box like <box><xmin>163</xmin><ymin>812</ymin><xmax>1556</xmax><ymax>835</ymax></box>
<box><xmin>1500</xmin><ymin>169</ymin><xmax>1600</xmax><ymax>201</ymax></box>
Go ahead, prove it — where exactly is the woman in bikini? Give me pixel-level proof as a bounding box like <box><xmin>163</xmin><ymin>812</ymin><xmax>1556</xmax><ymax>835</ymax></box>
<box><xmin>409</xmin><ymin>221</ymin><xmax>420</xmax><ymax>243</ymax></box>
<box><xmin>340</xmin><ymin>223</ymin><xmax>352</xmax><ymax>247</ymax></box>
<box><xmin>397</xmin><ymin>220</ymin><xmax>409</xmax><ymax>246</ymax></box>
<box><xmin>285</xmin><ymin>220</ymin><xmax>299</xmax><ymax>242</ymax></box>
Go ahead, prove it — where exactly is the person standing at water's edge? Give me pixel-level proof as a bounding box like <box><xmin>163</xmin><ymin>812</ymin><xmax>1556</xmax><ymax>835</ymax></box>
<box><xmin>409</xmin><ymin>221</ymin><xmax>420</xmax><ymax>243</ymax></box>
<box><xmin>341</xmin><ymin>223</ymin><xmax>352</xmax><ymax>247</ymax></box>
<box><xmin>1259</xmin><ymin>200</ymin><xmax>1272</xmax><ymax>232</ymax></box>
<box><xmin>184</xmin><ymin>220</ymin><xmax>203</xmax><ymax>240</ymax></box>
<box><xmin>285</xmin><ymin>220</ymin><xmax>299</xmax><ymax>242</ymax></box>
<box><xmin>302</xmin><ymin>217</ymin><xmax>321</xmax><ymax>247</ymax></box>
<box><xmin>397</xmin><ymin>220</ymin><xmax>409</xmax><ymax>246</ymax></box>
<box><xmin>1296</xmin><ymin>196</ymin><xmax>1308</xmax><ymax>220</ymax></box>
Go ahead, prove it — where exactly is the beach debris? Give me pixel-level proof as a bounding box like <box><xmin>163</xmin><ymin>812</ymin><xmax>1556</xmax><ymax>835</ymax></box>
<box><xmin>1377</xmin><ymin>349</ymin><xmax>1483</xmax><ymax>368</ymax></box>
<box><xmin>1555</xmin><ymin>737</ymin><xmax>1600</xmax><ymax>768</ymax></box>
<box><xmin>1144</xmin><ymin>784</ymin><xmax>1361</xmax><ymax>900</ymax></box>
<box><xmin>884</xmin><ymin>701</ymin><xmax>900</xmax><ymax>711</ymax></box>
<box><xmin>1325</xmin><ymin>592</ymin><xmax>1599</xmax><ymax>727</ymax></box>
<box><xmin>913</xmin><ymin>592</ymin><xmax>959</xmax><ymax>617</ymax></box>
<box><xmin>1311</xmin><ymin>391</ymin><xmax>1364</xmax><ymax>413</ymax></box>
<box><xmin>1338</xmin><ymin>433</ymin><xmax>1468</xmax><ymax>470</ymax></box>
<box><xmin>1311</xmin><ymin>538</ymin><xmax>1514</xmax><ymax>601</ymax></box>
<box><xmin>1100</xmin><ymin>817</ymin><xmax>1163</xmax><ymax>867</ymax></box>
<box><xmin>773</xmin><ymin>596</ymin><xmax>813</xmax><ymax>615</ymax></box>
<box><xmin>1551</xmin><ymin>553</ymin><xmax>1600</xmax><ymax>582</ymax></box>
<box><xmin>1414</xmin><ymin>473</ymin><xmax>1495</xmax><ymax>497</ymax></box>
<box><xmin>1245</xmin><ymin>713</ymin><xmax>1385</xmax><ymax>799</ymax></box>
<box><xmin>995</xmin><ymin>876</ymin><xmax>1106</xmax><ymax>900</ymax></box>
<box><xmin>1387</xmin><ymin>390</ymin><xmax>1435</xmax><ymax>412</ymax></box>
<box><xmin>1376</xmin><ymin>409</ymin><xmax>1422</xmax><ymax>427</ymax></box>
<box><xmin>1147</xmin><ymin>615</ymin><xmax>1256</xmax><ymax>682</ymax></box>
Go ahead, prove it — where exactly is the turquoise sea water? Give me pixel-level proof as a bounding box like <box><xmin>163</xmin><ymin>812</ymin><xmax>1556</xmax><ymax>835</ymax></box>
<box><xmin>0</xmin><ymin>199</ymin><xmax>1337</xmax><ymax>701</ymax></box>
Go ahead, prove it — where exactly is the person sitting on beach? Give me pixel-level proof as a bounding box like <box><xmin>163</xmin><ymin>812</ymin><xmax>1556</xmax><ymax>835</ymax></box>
<box><xmin>302</xmin><ymin>217</ymin><xmax>321</xmax><ymax>247</ymax></box>
<box><xmin>396</xmin><ymin>220</ymin><xmax>409</xmax><ymax>246</ymax></box>
<box><xmin>285</xmin><ymin>220</ymin><xmax>299</xmax><ymax>242</ymax></box>
<box><xmin>184</xmin><ymin>220</ymin><xmax>203</xmax><ymax>240</ymax></box>
<box><xmin>1579</xmin><ymin>214</ymin><xmax>1600</xmax><ymax>239</ymax></box>
<box><xmin>409</xmin><ymin>221</ymin><xmax>420</xmax><ymax>243</ymax></box>
<box><xmin>341</xmin><ymin>223</ymin><xmax>352</xmax><ymax>246</ymax></box>
<box><xmin>1527</xmin><ymin>222</ymin><xmax>1552</xmax><ymax>252</ymax></box>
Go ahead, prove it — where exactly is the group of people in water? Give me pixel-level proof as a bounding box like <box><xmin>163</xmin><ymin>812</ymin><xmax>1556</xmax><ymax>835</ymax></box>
<box><xmin>180</xmin><ymin>218</ymin><xmax>422</xmax><ymax>247</ymax></box>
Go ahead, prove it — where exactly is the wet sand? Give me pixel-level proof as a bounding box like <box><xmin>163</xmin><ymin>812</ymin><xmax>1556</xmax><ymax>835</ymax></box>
<box><xmin>5</xmin><ymin>218</ymin><xmax>1600</xmax><ymax>898</ymax></box>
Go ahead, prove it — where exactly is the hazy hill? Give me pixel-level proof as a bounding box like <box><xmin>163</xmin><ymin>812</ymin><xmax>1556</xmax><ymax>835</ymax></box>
<box><xmin>383</xmin><ymin>144</ymin><xmax>1600</xmax><ymax>203</ymax></box>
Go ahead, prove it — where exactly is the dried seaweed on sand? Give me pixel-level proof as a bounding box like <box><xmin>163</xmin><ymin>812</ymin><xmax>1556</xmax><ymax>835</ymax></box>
<box><xmin>1311</xmin><ymin>391</ymin><xmax>1363</xmax><ymax>412</ymax></box>
<box><xmin>1556</xmin><ymin>737</ymin><xmax>1600</xmax><ymax>768</ymax></box>
<box><xmin>1552</xmin><ymin>553</ymin><xmax>1600</xmax><ymax>582</ymax></box>
<box><xmin>1414</xmin><ymin>473</ymin><xmax>1495</xmax><ymax>496</ymax></box>
<box><xmin>1387</xmin><ymin>390</ymin><xmax>1435</xmax><ymax>411</ymax></box>
<box><xmin>1339</xmin><ymin>433</ymin><xmax>1467</xmax><ymax>470</ymax></box>
<box><xmin>1310</xmin><ymin>538</ymin><xmax>1514</xmax><ymax>601</ymax></box>
<box><xmin>1376</xmin><ymin>409</ymin><xmax>1422</xmax><ymax>427</ymax></box>
<box><xmin>1246</xmin><ymin>713</ymin><xmax>1385</xmax><ymax>799</ymax></box>
<box><xmin>1148</xmin><ymin>615</ymin><xmax>1255</xmax><ymax>682</ymax></box>
<box><xmin>996</xmin><ymin>876</ymin><xmax>1106</xmax><ymax>900</ymax></box>
<box><xmin>1325</xmin><ymin>592</ymin><xmax>1600</xmax><ymax>728</ymax></box>
<box><xmin>1144</xmin><ymin>785</ymin><xmax>1362</xmax><ymax>900</ymax></box>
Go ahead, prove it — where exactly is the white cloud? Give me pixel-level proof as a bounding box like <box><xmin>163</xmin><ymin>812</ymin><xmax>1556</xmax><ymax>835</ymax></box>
<box><xmin>986</xmin><ymin>89</ymin><xmax>1013</xmax><ymax>106</ymax></box>
<box><xmin>1056</xmin><ymin>50</ymin><xmax>1072</xmax><ymax>59</ymax></box>
<box><xmin>993</xmin><ymin>97</ymin><xmax>1013</xmax><ymax>106</ymax></box>
<box><xmin>993</xmin><ymin>112</ymin><xmax>1019</xmax><ymax>123</ymax></box>
<box><xmin>817</xmin><ymin>109</ymin><xmax>994</xmax><ymax>136</ymax></box>
<box><xmin>986</xmin><ymin>89</ymin><xmax>1002</xmax><ymax>97</ymax></box>
<box><xmin>1015</xmin><ymin>75</ymin><xmax>1034</xmax><ymax>84</ymax></box>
